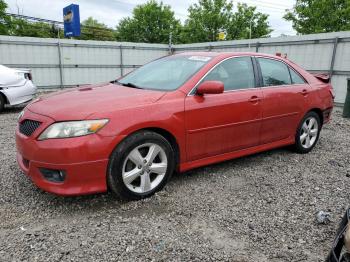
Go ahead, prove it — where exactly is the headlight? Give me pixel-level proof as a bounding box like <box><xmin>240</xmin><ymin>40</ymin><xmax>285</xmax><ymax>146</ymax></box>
<box><xmin>38</xmin><ymin>119</ymin><xmax>109</xmax><ymax>140</ymax></box>
<box><xmin>18</xmin><ymin>110</ymin><xmax>24</xmax><ymax>122</ymax></box>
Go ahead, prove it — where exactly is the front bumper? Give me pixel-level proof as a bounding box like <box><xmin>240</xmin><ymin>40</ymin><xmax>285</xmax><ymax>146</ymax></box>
<box><xmin>16</xmin><ymin>152</ymin><xmax>108</xmax><ymax>196</ymax></box>
<box><xmin>15</xmin><ymin>109</ymin><xmax>123</xmax><ymax>196</ymax></box>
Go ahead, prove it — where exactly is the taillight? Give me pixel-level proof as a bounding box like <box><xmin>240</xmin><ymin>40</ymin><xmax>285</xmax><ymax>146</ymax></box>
<box><xmin>24</xmin><ymin>73</ymin><xmax>32</xmax><ymax>80</ymax></box>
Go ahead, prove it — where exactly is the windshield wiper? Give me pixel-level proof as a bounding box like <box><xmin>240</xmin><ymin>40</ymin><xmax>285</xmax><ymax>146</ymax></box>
<box><xmin>111</xmin><ymin>80</ymin><xmax>143</xmax><ymax>89</ymax></box>
<box><xmin>110</xmin><ymin>80</ymin><xmax>143</xmax><ymax>89</ymax></box>
<box><xmin>110</xmin><ymin>79</ymin><xmax>120</xmax><ymax>84</ymax></box>
<box><xmin>120</xmin><ymin>82</ymin><xmax>143</xmax><ymax>89</ymax></box>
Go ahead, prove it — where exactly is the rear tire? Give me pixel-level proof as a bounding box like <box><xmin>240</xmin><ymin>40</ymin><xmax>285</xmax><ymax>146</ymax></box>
<box><xmin>293</xmin><ymin>111</ymin><xmax>321</xmax><ymax>154</ymax></box>
<box><xmin>107</xmin><ymin>131</ymin><xmax>175</xmax><ymax>200</ymax></box>
<box><xmin>0</xmin><ymin>94</ymin><xmax>5</xmax><ymax>112</ymax></box>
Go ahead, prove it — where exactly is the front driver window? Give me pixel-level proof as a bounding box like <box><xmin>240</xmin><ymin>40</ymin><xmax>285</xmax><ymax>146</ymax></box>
<box><xmin>201</xmin><ymin>57</ymin><xmax>255</xmax><ymax>91</ymax></box>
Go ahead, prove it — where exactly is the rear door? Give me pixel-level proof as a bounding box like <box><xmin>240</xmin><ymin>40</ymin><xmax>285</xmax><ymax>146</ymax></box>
<box><xmin>256</xmin><ymin>57</ymin><xmax>310</xmax><ymax>144</ymax></box>
<box><xmin>185</xmin><ymin>56</ymin><xmax>263</xmax><ymax>161</ymax></box>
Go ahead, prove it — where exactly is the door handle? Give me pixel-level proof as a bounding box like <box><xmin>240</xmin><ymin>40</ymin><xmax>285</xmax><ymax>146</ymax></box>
<box><xmin>300</xmin><ymin>89</ymin><xmax>308</xmax><ymax>96</ymax></box>
<box><xmin>248</xmin><ymin>96</ymin><xmax>261</xmax><ymax>103</ymax></box>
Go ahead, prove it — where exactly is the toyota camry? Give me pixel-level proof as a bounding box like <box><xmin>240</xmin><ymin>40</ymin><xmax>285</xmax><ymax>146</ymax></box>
<box><xmin>16</xmin><ymin>52</ymin><xmax>334</xmax><ymax>200</ymax></box>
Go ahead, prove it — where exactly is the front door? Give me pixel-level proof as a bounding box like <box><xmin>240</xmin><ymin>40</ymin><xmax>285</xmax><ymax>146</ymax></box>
<box><xmin>185</xmin><ymin>56</ymin><xmax>263</xmax><ymax>161</ymax></box>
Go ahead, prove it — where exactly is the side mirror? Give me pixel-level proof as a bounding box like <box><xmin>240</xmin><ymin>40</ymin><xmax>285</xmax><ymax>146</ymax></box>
<box><xmin>196</xmin><ymin>81</ymin><xmax>224</xmax><ymax>95</ymax></box>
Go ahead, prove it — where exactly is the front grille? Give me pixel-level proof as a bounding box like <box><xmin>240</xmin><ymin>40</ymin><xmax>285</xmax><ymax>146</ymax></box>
<box><xmin>19</xmin><ymin>119</ymin><xmax>41</xmax><ymax>137</ymax></box>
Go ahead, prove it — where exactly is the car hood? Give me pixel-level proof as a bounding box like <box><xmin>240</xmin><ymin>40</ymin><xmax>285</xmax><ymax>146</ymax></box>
<box><xmin>27</xmin><ymin>83</ymin><xmax>166</xmax><ymax>121</ymax></box>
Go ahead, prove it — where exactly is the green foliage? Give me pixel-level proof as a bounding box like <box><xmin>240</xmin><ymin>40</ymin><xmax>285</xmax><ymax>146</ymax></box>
<box><xmin>0</xmin><ymin>0</ymin><xmax>61</xmax><ymax>39</ymax></box>
<box><xmin>284</xmin><ymin>0</ymin><xmax>350</xmax><ymax>34</ymax></box>
<box><xmin>80</xmin><ymin>17</ymin><xmax>116</xmax><ymax>41</ymax></box>
<box><xmin>181</xmin><ymin>0</ymin><xmax>272</xmax><ymax>43</ymax></box>
<box><xmin>115</xmin><ymin>0</ymin><xmax>182</xmax><ymax>44</ymax></box>
<box><xmin>1</xmin><ymin>0</ymin><xmax>272</xmax><ymax>43</ymax></box>
<box><xmin>8</xmin><ymin>19</ymin><xmax>60</xmax><ymax>38</ymax></box>
<box><xmin>228</xmin><ymin>3</ymin><xmax>272</xmax><ymax>40</ymax></box>
<box><xmin>181</xmin><ymin>0</ymin><xmax>233</xmax><ymax>43</ymax></box>
<box><xmin>0</xmin><ymin>0</ymin><xmax>11</xmax><ymax>35</ymax></box>
<box><xmin>5</xmin><ymin>15</ymin><xmax>114</xmax><ymax>40</ymax></box>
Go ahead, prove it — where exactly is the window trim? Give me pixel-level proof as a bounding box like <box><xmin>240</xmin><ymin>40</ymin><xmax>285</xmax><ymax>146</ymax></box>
<box><xmin>255</xmin><ymin>56</ymin><xmax>293</xmax><ymax>88</ymax></box>
<box><xmin>252</xmin><ymin>56</ymin><xmax>262</xmax><ymax>88</ymax></box>
<box><xmin>252</xmin><ymin>56</ymin><xmax>263</xmax><ymax>88</ymax></box>
<box><xmin>187</xmin><ymin>55</ymin><xmax>258</xmax><ymax>96</ymax></box>
<box><xmin>255</xmin><ymin>56</ymin><xmax>308</xmax><ymax>88</ymax></box>
<box><xmin>288</xmin><ymin>66</ymin><xmax>308</xmax><ymax>85</ymax></box>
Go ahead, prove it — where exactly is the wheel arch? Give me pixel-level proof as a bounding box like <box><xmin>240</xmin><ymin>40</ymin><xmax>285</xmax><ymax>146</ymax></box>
<box><xmin>0</xmin><ymin>91</ymin><xmax>9</xmax><ymax>104</ymax></box>
<box><xmin>134</xmin><ymin>127</ymin><xmax>180</xmax><ymax>171</ymax></box>
<box><xmin>106</xmin><ymin>126</ymin><xmax>181</xmax><ymax>196</ymax></box>
<box><xmin>307</xmin><ymin>108</ymin><xmax>324</xmax><ymax>126</ymax></box>
<box><xmin>110</xmin><ymin>126</ymin><xmax>181</xmax><ymax>172</ymax></box>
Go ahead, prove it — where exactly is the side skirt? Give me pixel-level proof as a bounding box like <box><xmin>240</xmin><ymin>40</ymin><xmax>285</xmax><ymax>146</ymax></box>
<box><xmin>179</xmin><ymin>137</ymin><xmax>295</xmax><ymax>172</ymax></box>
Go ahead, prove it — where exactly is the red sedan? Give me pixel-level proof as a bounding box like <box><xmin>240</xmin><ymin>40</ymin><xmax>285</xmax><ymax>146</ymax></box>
<box><xmin>16</xmin><ymin>52</ymin><xmax>334</xmax><ymax>199</ymax></box>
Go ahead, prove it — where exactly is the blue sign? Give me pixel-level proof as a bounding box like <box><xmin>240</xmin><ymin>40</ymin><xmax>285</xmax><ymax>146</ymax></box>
<box><xmin>63</xmin><ymin>4</ymin><xmax>80</xmax><ymax>37</ymax></box>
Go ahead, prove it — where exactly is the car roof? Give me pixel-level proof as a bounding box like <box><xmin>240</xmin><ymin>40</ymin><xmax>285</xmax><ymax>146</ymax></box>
<box><xmin>173</xmin><ymin>51</ymin><xmax>284</xmax><ymax>60</ymax></box>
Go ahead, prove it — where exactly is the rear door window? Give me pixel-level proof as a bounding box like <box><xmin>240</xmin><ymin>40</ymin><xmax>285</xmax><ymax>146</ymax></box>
<box><xmin>257</xmin><ymin>58</ymin><xmax>291</xmax><ymax>87</ymax></box>
<box><xmin>289</xmin><ymin>68</ymin><xmax>306</xmax><ymax>84</ymax></box>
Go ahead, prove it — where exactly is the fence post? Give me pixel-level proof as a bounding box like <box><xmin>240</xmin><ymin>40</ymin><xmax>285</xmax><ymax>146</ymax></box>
<box><xmin>57</xmin><ymin>40</ymin><xmax>64</xmax><ymax>89</ymax></box>
<box><xmin>255</xmin><ymin>42</ymin><xmax>260</xmax><ymax>53</ymax></box>
<box><xmin>168</xmin><ymin>32</ymin><xmax>173</xmax><ymax>54</ymax></box>
<box><xmin>119</xmin><ymin>44</ymin><xmax>124</xmax><ymax>77</ymax></box>
<box><xmin>329</xmin><ymin>37</ymin><xmax>339</xmax><ymax>80</ymax></box>
<box><xmin>343</xmin><ymin>79</ymin><xmax>350</xmax><ymax>118</ymax></box>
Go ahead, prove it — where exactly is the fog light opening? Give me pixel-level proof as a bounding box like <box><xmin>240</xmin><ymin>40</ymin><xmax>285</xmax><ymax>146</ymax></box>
<box><xmin>22</xmin><ymin>158</ymin><xmax>30</xmax><ymax>168</ymax></box>
<box><xmin>39</xmin><ymin>168</ymin><xmax>66</xmax><ymax>183</ymax></box>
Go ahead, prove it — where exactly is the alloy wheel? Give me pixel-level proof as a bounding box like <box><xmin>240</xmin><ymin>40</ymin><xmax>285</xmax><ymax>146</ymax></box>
<box><xmin>122</xmin><ymin>143</ymin><xmax>168</xmax><ymax>194</ymax></box>
<box><xmin>300</xmin><ymin>116</ymin><xmax>319</xmax><ymax>149</ymax></box>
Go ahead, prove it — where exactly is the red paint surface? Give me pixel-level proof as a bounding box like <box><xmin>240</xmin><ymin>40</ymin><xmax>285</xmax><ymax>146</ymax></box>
<box><xmin>16</xmin><ymin>52</ymin><xmax>334</xmax><ymax>196</ymax></box>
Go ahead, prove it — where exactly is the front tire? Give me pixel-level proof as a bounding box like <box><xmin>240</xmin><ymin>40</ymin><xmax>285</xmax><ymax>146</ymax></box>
<box><xmin>0</xmin><ymin>95</ymin><xmax>5</xmax><ymax>112</ymax></box>
<box><xmin>107</xmin><ymin>131</ymin><xmax>175</xmax><ymax>200</ymax></box>
<box><xmin>293</xmin><ymin>111</ymin><xmax>321</xmax><ymax>154</ymax></box>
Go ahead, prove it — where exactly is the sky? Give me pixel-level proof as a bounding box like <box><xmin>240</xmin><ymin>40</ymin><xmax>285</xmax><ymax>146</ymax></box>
<box><xmin>5</xmin><ymin>0</ymin><xmax>296</xmax><ymax>37</ymax></box>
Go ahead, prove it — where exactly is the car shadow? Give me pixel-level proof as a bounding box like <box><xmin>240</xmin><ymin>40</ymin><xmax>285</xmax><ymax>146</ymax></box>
<box><xmin>2</xmin><ymin>105</ymin><xmax>26</xmax><ymax>115</ymax></box>
<box><xmin>171</xmin><ymin>147</ymin><xmax>290</xmax><ymax>183</ymax></box>
<box><xmin>21</xmin><ymin>146</ymin><xmax>291</xmax><ymax>216</ymax></box>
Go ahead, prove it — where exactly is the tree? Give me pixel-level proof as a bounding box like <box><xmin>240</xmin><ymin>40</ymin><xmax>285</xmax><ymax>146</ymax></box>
<box><xmin>80</xmin><ymin>17</ymin><xmax>115</xmax><ymax>41</ymax></box>
<box><xmin>228</xmin><ymin>3</ymin><xmax>272</xmax><ymax>40</ymax></box>
<box><xmin>181</xmin><ymin>0</ymin><xmax>233</xmax><ymax>43</ymax></box>
<box><xmin>4</xmin><ymin>14</ymin><xmax>115</xmax><ymax>40</ymax></box>
<box><xmin>182</xmin><ymin>0</ymin><xmax>272</xmax><ymax>43</ymax></box>
<box><xmin>0</xmin><ymin>0</ymin><xmax>11</xmax><ymax>35</ymax></box>
<box><xmin>115</xmin><ymin>0</ymin><xmax>182</xmax><ymax>44</ymax></box>
<box><xmin>284</xmin><ymin>0</ymin><xmax>350</xmax><ymax>34</ymax></box>
<box><xmin>8</xmin><ymin>19</ymin><xmax>58</xmax><ymax>38</ymax></box>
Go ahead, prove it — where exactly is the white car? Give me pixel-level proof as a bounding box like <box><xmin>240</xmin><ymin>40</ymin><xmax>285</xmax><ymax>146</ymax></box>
<box><xmin>0</xmin><ymin>65</ymin><xmax>37</xmax><ymax>112</ymax></box>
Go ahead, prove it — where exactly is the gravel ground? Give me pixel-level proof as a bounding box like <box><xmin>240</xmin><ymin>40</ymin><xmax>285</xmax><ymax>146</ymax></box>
<box><xmin>0</xmin><ymin>105</ymin><xmax>349</xmax><ymax>262</ymax></box>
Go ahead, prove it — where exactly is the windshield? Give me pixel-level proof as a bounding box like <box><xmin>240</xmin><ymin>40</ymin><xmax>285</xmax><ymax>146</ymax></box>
<box><xmin>118</xmin><ymin>55</ymin><xmax>212</xmax><ymax>91</ymax></box>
